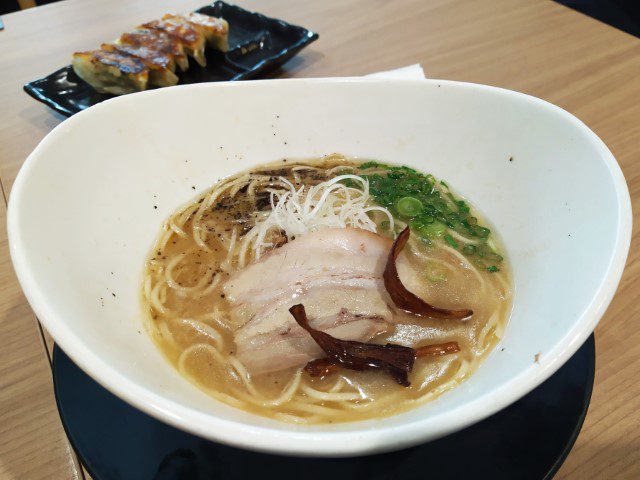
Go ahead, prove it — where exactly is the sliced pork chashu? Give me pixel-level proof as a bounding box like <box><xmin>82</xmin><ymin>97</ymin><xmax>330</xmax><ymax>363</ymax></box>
<box><xmin>224</xmin><ymin>228</ymin><xmax>422</xmax><ymax>375</ymax></box>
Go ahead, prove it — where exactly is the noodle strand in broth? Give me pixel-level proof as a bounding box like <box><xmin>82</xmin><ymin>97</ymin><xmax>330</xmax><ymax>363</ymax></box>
<box><xmin>142</xmin><ymin>154</ymin><xmax>512</xmax><ymax>424</ymax></box>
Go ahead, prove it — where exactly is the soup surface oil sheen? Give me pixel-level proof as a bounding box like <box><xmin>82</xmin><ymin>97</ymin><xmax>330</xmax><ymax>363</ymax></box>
<box><xmin>142</xmin><ymin>155</ymin><xmax>512</xmax><ymax>424</ymax></box>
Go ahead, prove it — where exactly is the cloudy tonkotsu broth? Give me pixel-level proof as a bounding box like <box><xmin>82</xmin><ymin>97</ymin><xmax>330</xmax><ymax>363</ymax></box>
<box><xmin>142</xmin><ymin>155</ymin><xmax>512</xmax><ymax>424</ymax></box>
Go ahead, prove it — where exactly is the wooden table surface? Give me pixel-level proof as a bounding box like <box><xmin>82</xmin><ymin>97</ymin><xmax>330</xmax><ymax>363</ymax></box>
<box><xmin>1</xmin><ymin>0</ymin><xmax>639</xmax><ymax>478</ymax></box>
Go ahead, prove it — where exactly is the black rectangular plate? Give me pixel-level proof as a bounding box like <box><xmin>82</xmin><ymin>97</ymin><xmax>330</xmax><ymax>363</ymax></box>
<box><xmin>23</xmin><ymin>1</ymin><xmax>318</xmax><ymax>117</ymax></box>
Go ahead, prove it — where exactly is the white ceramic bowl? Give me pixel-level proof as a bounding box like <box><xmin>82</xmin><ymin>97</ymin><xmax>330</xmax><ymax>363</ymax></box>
<box><xmin>8</xmin><ymin>79</ymin><xmax>631</xmax><ymax>456</ymax></box>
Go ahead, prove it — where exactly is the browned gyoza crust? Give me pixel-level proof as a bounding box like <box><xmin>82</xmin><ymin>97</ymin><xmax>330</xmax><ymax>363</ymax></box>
<box><xmin>119</xmin><ymin>28</ymin><xmax>189</xmax><ymax>71</ymax></box>
<box><xmin>143</xmin><ymin>15</ymin><xmax>207</xmax><ymax>67</ymax></box>
<box><xmin>71</xmin><ymin>12</ymin><xmax>229</xmax><ymax>93</ymax></box>
<box><xmin>186</xmin><ymin>12</ymin><xmax>229</xmax><ymax>52</ymax></box>
<box><xmin>101</xmin><ymin>43</ymin><xmax>178</xmax><ymax>87</ymax></box>
<box><xmin>71</xmin><ymin>50</ymin><xmax>148</xmax><ymax>95</ymax></box>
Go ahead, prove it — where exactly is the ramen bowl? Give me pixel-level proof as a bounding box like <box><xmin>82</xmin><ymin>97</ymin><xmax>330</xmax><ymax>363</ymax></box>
<box><xmin>7</xmin><ymin>79</ymin><xmax>631</xmax><ymax>456</ymax></box>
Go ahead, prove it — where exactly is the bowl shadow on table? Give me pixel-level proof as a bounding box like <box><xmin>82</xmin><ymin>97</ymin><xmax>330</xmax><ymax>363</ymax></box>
<box><xmin>18</xmin><ymin>102</ymin><xmax>67</xmax><ymax>132</ymax></box>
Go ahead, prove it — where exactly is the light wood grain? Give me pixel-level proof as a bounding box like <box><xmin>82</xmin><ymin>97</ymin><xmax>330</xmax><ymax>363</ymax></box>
<box><xmin>0</xmin><ymin>198</ymin><xmax>81</xmax><ymax>479</ymax></box>
<box><xmin>1</xmin><ymin>0</ymin><xmax>639</xmax><ymax>478</ymax></box>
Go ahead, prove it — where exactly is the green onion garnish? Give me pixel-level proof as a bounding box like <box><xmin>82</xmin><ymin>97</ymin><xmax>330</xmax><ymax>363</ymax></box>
<box><xmin>356</xmin><ymin>161</ymin><xmax>503</xmax><ymax>270</ymax></box>
<box><xmin>411</xmin><ymin>220</ymin><xmax>446</xmax><ymax>238</ymax></box>
<box><xmin>396</xmin><ymin>196</ymin><xmax>423</xmax><ymax>217</ymax></box>
<box><xmin>444</xmin><ymin>234</ymin><xmax>458</xmax><ymax>249</ymax></box>
<box><xmin>463</xmin><ymin>244</ymin><xmax>476</xmax><ymax>255</ymax></box>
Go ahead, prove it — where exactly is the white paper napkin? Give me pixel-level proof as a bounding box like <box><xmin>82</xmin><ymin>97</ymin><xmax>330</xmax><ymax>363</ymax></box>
<box><xmin>365</xmin><ymin>64</ymin><xmax>425</xmax><ymax>80</ymax></box>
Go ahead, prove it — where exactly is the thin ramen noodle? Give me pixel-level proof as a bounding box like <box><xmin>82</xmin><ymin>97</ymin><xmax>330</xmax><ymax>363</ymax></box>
<box><xmin>142</xmin><ymin>154</ymin><xmax>512</xmax><ymax>424</ymax></box>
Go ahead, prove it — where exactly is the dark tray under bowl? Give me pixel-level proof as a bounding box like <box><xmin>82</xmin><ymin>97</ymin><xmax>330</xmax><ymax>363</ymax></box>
<box><xmin>53</xmin><ymin>336</ymin><xmax>595</xmax><ymax>480</ymax></box>
<box><xmin>23</xmin><ymin>1</ymin><xmax>318</xmax><ymax>117</ymax></box>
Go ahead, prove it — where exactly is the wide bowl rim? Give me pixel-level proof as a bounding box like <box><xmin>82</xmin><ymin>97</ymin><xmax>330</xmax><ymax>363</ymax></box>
<box><xmin>7</xmin><ymin>78</ymin><xmax>632</xmax><ymax>456</ymax></box>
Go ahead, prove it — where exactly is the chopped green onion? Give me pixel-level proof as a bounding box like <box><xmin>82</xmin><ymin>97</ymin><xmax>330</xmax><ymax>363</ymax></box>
<box><xmin>356</xmin><ymin>160</ymin><xmax>500</xmax><ymax>266</ymax></box>
<box><xmin>434</xmin><ymin>200</ymin><xmax>447</xmax><ymax>213</ymax></box>
<box><xmin>359</xmin><ymin>161</ymin><xmax>387</xmax><ymax>170</ymax></box>
<box><xmin>484</xmin><ymin>252</ymin><xmax>503</xmax><ymax>262</ymax></box>
<box><xmin>412</xmin><ymin>220</ymin><xmax>446</xmax><ymax>238</ymax></box>
<box><xmin>477</xmin><ymin>244</ymin><xmax>503</xmax><ymax>262</ymax></box>
<box><xmin>474</xmin><ymin>226</ymin><xmax>491</xmax><ymax>238</ymax></box>
<box><xmin>463</xmin><ymin>244</ymin><xmax>477</xmax><ymax>255</ymax></box>
<box><xmin>444</xmin><ymin>234</ymin><xmax>458</xmax><ymax>249</ymax></box>
<box><xmin>396</xmin><ymin>196</ymin><xmax>423</xmax><ymax>217</ymax></box>
<box><xmin>487</xmin><ymin>266</ymin><xmax>500</xmax><ymax>273</ymax></box>
<box><xmin>473</xmin><ymin>258</ymin><xmax>486</xmax><ymax>269</ymax></box>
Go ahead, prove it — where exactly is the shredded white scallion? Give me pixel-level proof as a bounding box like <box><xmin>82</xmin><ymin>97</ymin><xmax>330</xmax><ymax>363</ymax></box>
<box><xmin>246</xmin><ymin>174</ymin><xmax>394</xmax><ymax>258</ymax></box>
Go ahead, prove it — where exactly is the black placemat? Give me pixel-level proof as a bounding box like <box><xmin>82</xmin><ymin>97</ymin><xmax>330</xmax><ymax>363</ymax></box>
<box><xmin>53</xmin><ymin>335</ymin><xmax>594</xmax><ymax>480</ymax></box>
<box><xmin>23</xmin><ymin>1</ymin><xmax>318</xmax><ymax>117</ymax></box>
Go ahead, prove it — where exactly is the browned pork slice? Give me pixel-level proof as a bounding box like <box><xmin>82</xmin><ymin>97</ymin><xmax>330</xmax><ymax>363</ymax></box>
<box><xmin>223</xmin><ymin>228</ymin><xmax>421</xmax><ymax>375</ymax></box>
<box><xmin>234</xmin><ymin>288</ymin><xmax>391</xmax><ymax>375</ymax></box>
<box><xmin>224</xmin><ymin>228</ymin><xmax>396</xmax><ymax>307</ymax></box>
